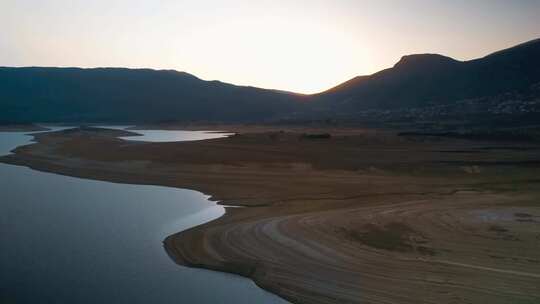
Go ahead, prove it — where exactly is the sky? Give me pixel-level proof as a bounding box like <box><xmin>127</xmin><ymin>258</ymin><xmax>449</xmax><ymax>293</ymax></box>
<box><xmin>1</xmin><ymin>0</ymin><xmax>539</xmax><ymax>94</ymax></box>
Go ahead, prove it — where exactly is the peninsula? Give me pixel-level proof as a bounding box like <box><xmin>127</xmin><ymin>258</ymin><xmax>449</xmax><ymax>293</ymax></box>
<box><xmin>2</xmin><ymin>126</ymin><xmax>539</xmax><ymax>303</ymax></box>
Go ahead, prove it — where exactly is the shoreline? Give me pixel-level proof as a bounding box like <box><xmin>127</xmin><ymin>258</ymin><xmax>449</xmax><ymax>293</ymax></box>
<box><xmin>0</xmin><ymin>124</ymin><xmax>50</xmax><ymax>132</ymax></box>
<box><xmin>1</xmin><ymin>126</ymin><xmax>539</xmax><ymax>303</ymax></box>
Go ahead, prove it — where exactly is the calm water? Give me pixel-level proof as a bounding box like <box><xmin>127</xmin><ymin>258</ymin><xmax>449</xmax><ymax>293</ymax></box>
<box><xmin>120</xmin><ymin>129</ymin><xmax>234</xmax><ymax>142</ymax></box>
<box><xmin>0</xmin><ymin>130</ymin><xmax>287</xmax><ymax>304</ymax></box>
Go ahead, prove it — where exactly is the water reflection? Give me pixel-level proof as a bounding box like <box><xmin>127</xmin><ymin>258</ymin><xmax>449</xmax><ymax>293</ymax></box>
<box><xmin>0</xmin><ymin>131</ymin><xmax>287</xmax><ymax>304</ymax></box>
<box><xmin>121</xmin><ymin>130</ymin><xmax>233</xmax><ymax>142</ymax></box>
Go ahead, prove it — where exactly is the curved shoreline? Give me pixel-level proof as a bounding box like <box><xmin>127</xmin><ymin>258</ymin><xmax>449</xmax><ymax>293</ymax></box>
<box><xmin>1</xmin><ymin>126</ymin><xmax>540</xmax><ymax>303</ymax></box>
<box><xmin>0</xmin><ymin>124</ymin><xmax>49</xmax><ymax>132</ymax></box>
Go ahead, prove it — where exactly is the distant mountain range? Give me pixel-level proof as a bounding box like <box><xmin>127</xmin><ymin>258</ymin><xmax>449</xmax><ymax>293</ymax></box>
<box><xmin>0</xmin><ymin>68</ymin><xmax>303</xmax><ymax>123</ymax></box>
<box><xmin>313</xmin><ymin>38</ymin><xmax>540</xmax><ymax>114</ymax></box>
<box><xmin>1</xmin><ymin>38</ymin><xmax>539</xmax><ymax>124</ymax></box>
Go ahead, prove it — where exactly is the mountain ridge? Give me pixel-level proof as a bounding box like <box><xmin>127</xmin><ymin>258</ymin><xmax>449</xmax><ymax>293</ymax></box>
<box><xmin>0</xmin><ymin>66</ymin><xmax>303</xmax><ymax>123</ymax></box>
<box><xmin>315</xmin><ymin>37</ymin><xmax>540</xmax><ymax>113</ymax></box>
<box><xmin>1</xmin><ymin>37</ymin><xmax>538</xmax><ymax>123</ymax></box>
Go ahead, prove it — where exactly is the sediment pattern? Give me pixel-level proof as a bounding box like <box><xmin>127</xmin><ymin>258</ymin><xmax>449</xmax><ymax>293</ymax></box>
<box><xmin>2</xmin><ymin>126</ymin><xmax>539</xmax><ymax>303</ymax></box>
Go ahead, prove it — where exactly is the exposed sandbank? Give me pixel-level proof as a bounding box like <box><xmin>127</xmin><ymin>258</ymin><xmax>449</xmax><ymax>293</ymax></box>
<box><xmin>1</xmin><ymin>126</ymin><xmax>539</xmax><ymax>303</ymax></box>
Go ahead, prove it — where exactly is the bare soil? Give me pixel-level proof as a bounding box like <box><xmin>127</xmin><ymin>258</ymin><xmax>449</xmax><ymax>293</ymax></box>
<box><xmin>2</xmin><ymin>126</ymin><xmax>539</xmax><ymax>304</ymax></box>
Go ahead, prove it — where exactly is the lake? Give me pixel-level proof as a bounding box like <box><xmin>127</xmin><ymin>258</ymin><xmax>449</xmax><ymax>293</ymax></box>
<box><xmin>0</xmin><ymin>129</ymin><xmax>287</xmax><ymax>304</ymax></box>
<box><xmin>121</xmin><ymin>129</ymin><xmax>234</xmax><ymax>142</ymax></box>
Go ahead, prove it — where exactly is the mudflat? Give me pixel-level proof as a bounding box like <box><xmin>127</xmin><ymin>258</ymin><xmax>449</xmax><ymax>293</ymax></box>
<box><xmin>1</xmin><ymin>126</ymin><xmax>539</xmax><ymax>304</ymax></box>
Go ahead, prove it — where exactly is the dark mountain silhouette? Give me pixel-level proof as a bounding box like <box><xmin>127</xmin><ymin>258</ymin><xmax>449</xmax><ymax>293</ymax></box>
<box><xmin>0</xmin><ymin>67</ymin><xmax>303</xmax><ymax>123</ymax></box>
<box><xmin>0</xmin><ymin>38</ymin><xmax>538</xmax><ymax>124</ymax></box>
<box><xmin>314</xmin><ymin>38</ymin><xmax>540</xmax><ymax>112</ymax></box>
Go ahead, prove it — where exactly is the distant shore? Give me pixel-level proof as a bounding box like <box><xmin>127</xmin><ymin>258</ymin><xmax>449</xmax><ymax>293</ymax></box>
<box><xmin>0</xmin><ymin>124</ymin><xmax>49</xmax><ymax>132</ymax></box>
<box><xmin>1</xmin><ymin>126</ymin><xmax>539</xmax><ymax>304</ymax></box>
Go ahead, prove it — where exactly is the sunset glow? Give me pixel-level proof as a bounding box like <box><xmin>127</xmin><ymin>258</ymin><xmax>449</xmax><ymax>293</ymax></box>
<box><xmin>2</xmin><ymin>0</ymin><xmax>539</xmax><ymax>93</ymax></box>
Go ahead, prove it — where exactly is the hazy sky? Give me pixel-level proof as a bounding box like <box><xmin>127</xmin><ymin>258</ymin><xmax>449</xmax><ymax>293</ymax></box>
<box><xmin>1</xmin><ymin>0</ymin><xmax>539</xmax><ymax>93</ymax></box>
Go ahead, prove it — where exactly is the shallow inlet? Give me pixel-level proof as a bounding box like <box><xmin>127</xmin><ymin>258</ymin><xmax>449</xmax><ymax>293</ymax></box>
<box><xmin>121</xmin><ymin>129</ymin><xmax>234</xmax><ymax>142</ymax></box>
<box><xmin>0</xmin><ymin>129</ymin><xmax>287</xmax><ymax>304</ymax></box>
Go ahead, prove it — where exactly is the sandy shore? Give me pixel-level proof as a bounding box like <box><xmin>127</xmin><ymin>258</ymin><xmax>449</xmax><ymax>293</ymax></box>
<box><xmin>1</xmin><ymin>126</ymin><xmax>540</xmax><ymax>303</ymax></box>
